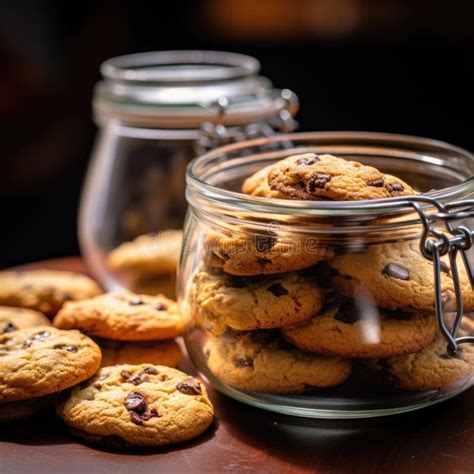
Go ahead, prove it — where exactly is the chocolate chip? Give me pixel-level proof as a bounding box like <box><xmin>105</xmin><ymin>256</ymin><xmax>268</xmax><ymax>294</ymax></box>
<box><xmin>125</xmin><ymin>392</ymin><xmax>147</xmax><ymax>412</ymax></box>
<box><xmin>129</xmin><ymin>298</ymin><xmax>144</xmax><ymax>305</ymax></box>
<box><xmin>159</xmin><ymin>374</ymin><xmax>170</xmax><ymax>381</ymax></box>
<box><xmin>176</xmin><ymin>377</ymin><xmax>202</xmax><ymax>395</ymax></box>
<box><xmin>367</xmin><ymin>178</ymin><xmax>384</xmax><ymax>187</ymax></box>
<box><xmin>155</xmin><ymin>303</ymin><xmax>166</xmax><ymax>311</ymax></box>
<box><xmin>2</xmin><ymin>323</ymin><xmax>17</xmax><ymax>333</ymax></box>
<box><xmin>122</xmin><ymin>367</ymin><xmax>158</xmax><ymax>386</ymax></box>
<box><xmin>139</xmin><ymin>408</ymin><xmax>158</xmax><ymax>421</ymax></box>
<box><xmin>308</xmin><ymin>173</ymin><xmax>332</xmax><ymax>191</ymax></box>
<box><xmin>142</xmin><ymin>367</ymin><xmax>158</xmax><ymax>375</ymax></box>
<box><xmin>382</xmin><ymin>262</ymin><xmax>409</xmax><ymax>280</ymax></box>
<box><xmin>296</xmin><ymin>155</ymin><xmax>320</xmax><ymax>166</ymax></box>
<box><xmin>121</xmin><ymin>370</ymin><xmax>133</xmax><ymax>381</ymax></box>
<box><xmin>55</xmin><ymin>345</ymin><xmax>79</xmax><ymax>352</ymax></box>
<box><xmin>335</xmin><ymin>301</ymin><xmax>360</xmax><ymax>324</ymax></box>
<box><xmin>232</xmin><ymin>356</ymin><xmax>254</xmax><ymax>368</ymax></box>
<box><xmin>267</xmin><ymin>283</ymin><xmax>289</xmax><ymax>297</ymax></box>
<box><xmin>440</xmin><ymin>261</ymin><xmax>450</xmax><ymax>274</ymax></box>
<box><xmin>255</xmin><ymin>234</ymin><xmax>276</xmax><ymax>253</ymax></box>
<box><xmin>385</xmin><ymin>182</ymin><xmax>405</xmax><ymax>194</ymax></box>
<box><xmin>22</xmin><ymin>330</ymin><xmax>51</xmax><ymax>348</ymax></box>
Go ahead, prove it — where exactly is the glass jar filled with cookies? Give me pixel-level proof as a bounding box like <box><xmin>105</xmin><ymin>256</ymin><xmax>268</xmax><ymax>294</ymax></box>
<box><xmin>180</xmin><ymin>131</ymin><xmax>474</xmax><ymax>418</ymax></box>
<box><xmin>79</xmin><ymin>51</ymin><xmax>298</xmax><ymax>296</ymax></box>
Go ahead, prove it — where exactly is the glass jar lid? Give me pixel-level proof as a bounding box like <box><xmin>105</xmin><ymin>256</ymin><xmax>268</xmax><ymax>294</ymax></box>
<box><xmin>94</xmin><ymin>50</ymin><xmax>298</xmax><ymax>129</ymax></box>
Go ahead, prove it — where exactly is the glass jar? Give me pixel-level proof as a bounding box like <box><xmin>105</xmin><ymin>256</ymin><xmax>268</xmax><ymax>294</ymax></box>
<box><xmin>79</xmin><ymin>51</ymin><xmax>298</xmax><ymax>295</ymax></box>
<box><xmin>180</xmin><ymin>131</ymin><xmax>474</xmax><ymax>418</ymax></box>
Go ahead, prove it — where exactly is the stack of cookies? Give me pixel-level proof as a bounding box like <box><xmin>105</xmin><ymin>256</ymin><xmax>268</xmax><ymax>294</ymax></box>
<box><xmin>53</xmin><ymin>290</ymin><xmax>184</xmax><ymax>369</ymax></box>
<box><xmin>188</xmin><ymin>153</ymin><xmax>474</xmax><ymax>394</ymax></box>
<box><xmin>0</xmin><ymin>269</ymin><xmax>214</xmax><ymax>448</ymax></box>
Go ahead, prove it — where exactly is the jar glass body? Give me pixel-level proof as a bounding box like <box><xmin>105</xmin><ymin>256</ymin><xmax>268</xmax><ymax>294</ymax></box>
<box><xmin>180</xmin><ymin>132</ymin><xmax>474</xmax><ymax>418</ymax></box>
<box><xmin>79</xmin><ymin>124</ymin><xmax>195</xmax><ymax>294</ymax></box>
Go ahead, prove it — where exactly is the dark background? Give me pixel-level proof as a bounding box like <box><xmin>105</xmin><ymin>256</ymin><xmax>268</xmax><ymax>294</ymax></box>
<box><xmin>1</xmin><ymin>0</ymin><xmax>473</xmax><ymax>268</ymax></box>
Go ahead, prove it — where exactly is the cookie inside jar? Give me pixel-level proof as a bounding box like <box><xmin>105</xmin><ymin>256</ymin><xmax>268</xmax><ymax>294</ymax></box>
<box><xmin>181</xmin><ymin>132</ymin><xmax>474</xmax><ymax>418</ymax></box>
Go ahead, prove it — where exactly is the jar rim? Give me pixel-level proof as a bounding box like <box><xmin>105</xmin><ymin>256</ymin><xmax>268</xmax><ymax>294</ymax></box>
<box><xmin>100</xmin><ymin>50</ymin><xmax>260</xmax><ymax>83</ymax></box>
<box><xmin>186</xmin><ymin>131</ymin><xmax>474</xmax><ymax>218</ymax></box>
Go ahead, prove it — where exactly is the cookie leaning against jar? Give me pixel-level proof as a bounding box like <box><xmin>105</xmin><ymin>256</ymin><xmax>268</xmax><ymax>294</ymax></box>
<box><xmin>53</xmin><ymin>291</ymin><xmax>183</xmax><ymax>341</ymax></box>
<box><xmin>205</xmin><ymin>330</ymin><xmax>351</xmax><ymax>393</ymax></box>
<box><xmin>0</xmin><ymin>270</ymin><xmax>102</xmax><ymax>318</ymax></box>
<box><xmin>57</xmin><ymin>365</ymin><xmax>214</xmax><ymax>447</ymax></box>
<box><xmin>266</xmin><ymin>153</ymin><xmax>416</xmax><ymax>200</ymax></box>
<box><xmin>329</xmin><ymin>239</ymin><xmax>474</xmax><ymax>311</ymax></box>
<box><xmin>0</xmin><ymin>327</ymin><xmax>101</xmax><ymax>421</ymax></box>
<box><xmin>282</xmin><ymin>296</ymin><xmax>437</xmax><ymax>359</ymax></box>
<box><xmin>191</xmin><ymin>268</ymin><xmax>323</xmax><ymax>336</ymax></box>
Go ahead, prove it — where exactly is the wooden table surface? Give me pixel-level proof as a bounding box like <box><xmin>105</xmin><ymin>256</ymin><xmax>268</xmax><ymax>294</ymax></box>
<box><xmin>2</xmin><ymin>257</ymin><xmax>474</xmax><ymax>474</ymax></box>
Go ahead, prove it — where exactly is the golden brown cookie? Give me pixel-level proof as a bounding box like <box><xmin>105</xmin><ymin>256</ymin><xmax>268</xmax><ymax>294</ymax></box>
<box><xmin>267</xmin><ymin>153</ymin><xmax>415</xmax><ymax>200</ymax></box>
<box><xmin>282</xmin><ymin>297</ymin><xmax>437</xmax><ymax>358</ymax></box>
<box><xmin>0</xmin><ymin>327</ymin><xmax>101</xmax><ymax>402</ymax></box>
<box><xmin>205</xmin><ymin>331</ymin><xmax>351</xmax><ymax>393</ymax></box>
<box><xmin>191</xmin><ymin>269</ymin><xmax>323</xmax><ymax>335</ymax></box>
<box><xmin>57</xmin><ymin>365</ymin><xmax>214</xmax><ymax>447</ymax></box>
<box><xmin>242</xmin><ymin>165</ymin><xmax>288</xmax><ymax>198</ymax></box>
<box><xmin>98</xmin><ymin>339</ymin><xmax>183</xmax><ymax>368</ymax></box>
<box><xmin>203</xmin><ymin>230</ymin><xmax>333</xmax><ymax>276</ymax></box>
<box><xmin>0</xmin><ymin>306</ymin><xmax>50</xmax><ymax>334</ymax></box>
<box><xmin>0</xmin><ymin>270</ymin><xmax>102</xmax><ymax>317</ymax></box>
<box><xmin>329</xmin><ymin>240</ymin><xmax>474</xmax><ymax>311</ymax></box>
<box><xmin>108</xmin><ymin>230</ymin><xmax>183</xmax><ymax>277</ymax></box>
<box><xmin>365</xmin><ymin>334</ymin><xmax>474</xmax><ymax>391</ymax></box>
<box><xmin>54</xmin><ymin>291</ymin><xmax>182</xmax><ymax>341</ymax></box>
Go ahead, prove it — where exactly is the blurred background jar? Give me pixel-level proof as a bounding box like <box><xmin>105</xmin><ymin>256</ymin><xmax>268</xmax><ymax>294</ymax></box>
<box><xmin>79</xmin><ymin>50</ymin><xmax>299</xmax><ymax>296</ymax></box>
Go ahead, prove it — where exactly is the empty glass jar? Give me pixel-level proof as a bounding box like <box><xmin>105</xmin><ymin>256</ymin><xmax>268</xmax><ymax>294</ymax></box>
<box><xmin>180</xmin><ymin>131</ymin><xmax>474</xmax><ymax>418</ymax></box>
<box><xmin>79</xmin><ymin>51</ymin><xmax>299</xmax><ymax>295</ymax></box>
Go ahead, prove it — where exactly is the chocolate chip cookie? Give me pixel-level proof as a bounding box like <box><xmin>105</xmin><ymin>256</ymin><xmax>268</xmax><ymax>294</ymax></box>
<box><xmin>205</xmin><ymin>331</ymin><xmax>351</xmax><ymax>393</ymax></box>
<box><xmin>329</xmin><ymin>240</ymin><xmax>474</xmax><ymax>311</ymax></box>
<box><xmin>365</xmin><ymin>334</ymin><xmax>474</xmax><ymax>391</ymax></box>
<box><xmin>98</xmin><ymin>339</ymin><xmax>183</xmax><ymax>368</ymax></box>
<box><xmin>241</xmin><ymin>164</ymin><xmax>288</xmax><ymax>198</ymax></box>
<box><xmin>0</xmin><ymin>270</ymin><xmax>102</xmax><ymax>317</ymax></box>
<box><xmin>0</xmin><ymin>326</ymin><xmax>101</xmax><ymax>402</ymax></box>
<box><xmin>57</xmin><ymin>365</ymin><xmax>214</xmax><ymax>447</ymax></box>
<box><xmin>282</xmin><ymin>297</ymin><xmax>437</xmax><ymax>358</ymax></box>
<box><xmin>54</xmin><ymin>291</ymin><xmax>183</xmax><ymax>341</ymax></box>
<box><xmin>191</xmin><ymin>269</ymin><xmax>323</xmax><ymax>335</ymax></box>
<box><xmin>267</xmin><ymin>153</ymin><xmax>415</xmax><ymax>200</ymax></box>
<box><xmin>203</xmin><ymin>230</ymin><xmax>333</xmax><ymax>276</ymax></box>
<box><xmin>108</xmin><ymin>230</ymin><xmax>183</xmax><ymax>277</ymax></box>
<box><xmin>0</xmin><ymin>306</ymin><xmax>50</xmax><ymax>334</ymax></box>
